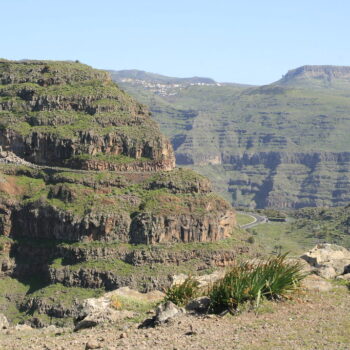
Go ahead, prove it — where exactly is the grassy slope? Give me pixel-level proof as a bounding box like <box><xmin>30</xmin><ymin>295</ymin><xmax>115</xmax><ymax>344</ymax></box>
<box><xmin>236</xmin><ymin>212</ymin><xmax>256</xmax><ymax>226</ymax></box>
<box><xmin>248</xmin><ymin>206</ymin><xmax>350</xmax><ymax>255</ymax></box>
<box><xmin>114</xmin><ymin>70</ymin><xmax>350</xmax><ymax>208</ymax></box>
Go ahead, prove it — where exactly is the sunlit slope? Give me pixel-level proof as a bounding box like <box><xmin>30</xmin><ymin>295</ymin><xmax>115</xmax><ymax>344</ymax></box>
<box><xmin>112</xmin><ymin>67</ymin><xmax>350</xmax><ymax>208</ymax></box>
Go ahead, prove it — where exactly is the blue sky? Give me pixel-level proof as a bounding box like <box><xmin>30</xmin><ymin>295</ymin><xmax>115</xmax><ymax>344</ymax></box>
<box><xmin>2</xmin><ymin>0</ymin><xmax>349</xmax><ymax>85</ymax></box>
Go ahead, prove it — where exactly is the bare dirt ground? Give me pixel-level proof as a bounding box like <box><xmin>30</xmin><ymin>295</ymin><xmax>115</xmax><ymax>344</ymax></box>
<box><xmin>0</xmin><ymin>281</ymin><xmax>349</xmax><ymax>350</ymax></box>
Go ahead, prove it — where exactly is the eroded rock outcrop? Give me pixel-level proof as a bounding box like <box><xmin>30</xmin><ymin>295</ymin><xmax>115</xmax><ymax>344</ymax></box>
<box><xmin>0</xmin><ymin>59</ymin><xmax>175</xmax><ymax>172</ymax></box>
<box><xmin>0</xmin><ymin>60</ymin><xmax>240</xmax><ymax>326</ymax></box>
<box><xmin>0</xmin><ymin>60</ymin><xmax>236</xmax><ymax>245</ymax></box>
<box><xmin>300</xmin><ymin>244</ymin><xmax>350</xmax><ymax>279</ymax></box>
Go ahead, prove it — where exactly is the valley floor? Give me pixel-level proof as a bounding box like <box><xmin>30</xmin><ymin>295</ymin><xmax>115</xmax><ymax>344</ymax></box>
<box><xmin>1</xmin><ymin>283</ymin><xmax>349</xmax><ymax>350</ymax></box>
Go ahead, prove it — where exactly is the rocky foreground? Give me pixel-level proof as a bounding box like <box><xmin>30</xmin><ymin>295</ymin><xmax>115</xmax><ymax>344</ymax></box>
<box><xmin>0</xmin><ymin>243</ymin><xmax>349</xmax><ymax>350</ymax></box>
<box><xmin>0</xmin><ymin>277</ymin><xmax>349</xmax><ymax>350</ymax></box>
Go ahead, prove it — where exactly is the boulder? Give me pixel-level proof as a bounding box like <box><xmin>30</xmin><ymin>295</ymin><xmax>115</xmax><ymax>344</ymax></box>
<box><xmin>75</xmin><ymin>308</ymin><xmax>134</xmax><ymax>331</ymax></box>
<box><xmin>0</xmin><ymin>314</ymin><xmax>9</xmax><ymax>329</ymax></box>
<box><xmin>302</xmin><ymin>274</ymin><xmax>333</xmax><ymax>292</ymax></box>
<box><xmin>85</xmin><ymin>341</ymin><xmax>102</xmax><ymax>349</ymax></box>
<box><xmin>74</xmin><ymin>292</ymin><xmax>134</xmax><ymax>331</ymax></box>
<box><xmin>14</xmin><ymin>324</ymin><xmax>32</xmax><ymax>331</ymax></box>
<box><xmin>186</xmin><ymin>296</ymin><xmax>211</xmax><ymax>313</ymax></box>
<box><xmin>336</xmin><ymin>273</ymin><xmax>350</xmax><ymax>281</ymax></box>
<box><xmin>155</xmin><ymin>301</ymin><xmax>185</xmax><ymax>325</ymax></box>
<box><xmin>317</xmin><ymin>266</ymin><xmax>337</xmax><ymax>279</ymax></box>
<box><xmin>300</xmin><ymin>244</ymin><xmax>350</xmax><ymax>278</ymax></box>
<box><xmin>74</xmin><ymin>286</ymin><xmax>163</xmax><ymax>331</ymax></box>
<box><xmin>172</xmin><ymin>270</ymin><xmax>225</xmax><ymax>288</ymax></box>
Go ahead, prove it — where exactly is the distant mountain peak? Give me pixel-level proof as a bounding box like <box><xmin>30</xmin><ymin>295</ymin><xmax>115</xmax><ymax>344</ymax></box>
<box><xmin>109</xmin><ymin>69</ymin><xmax>216</xmax><ymax>85</ymax></box>
<box><xmin>277</xmin><ymin>65</ymin><xmax>350</xmax><ymax>89</ymax></box>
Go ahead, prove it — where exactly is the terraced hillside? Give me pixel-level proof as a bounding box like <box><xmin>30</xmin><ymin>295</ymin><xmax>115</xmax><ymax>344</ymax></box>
<box><xmin>111</xmin><ymin>66</ymin><xmax>350</xmax><ymax>208</ymax></box>
<box><xmin>0</xmin><ymin>60</ymin><xmax>242</xmax><ymax>326</ymax></box>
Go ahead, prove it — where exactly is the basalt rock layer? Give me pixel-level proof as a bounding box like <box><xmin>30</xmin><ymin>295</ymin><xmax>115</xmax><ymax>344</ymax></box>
<box><xmin>0</xmin><ymin>59</ymin><xmax>175</xmax><ymax>171</ymax></box>
<box><xmin>0</xmin><ymin>167</ymin><xmax>235</xmax><ymax>244</ymax></box>
<box><xmin>0</xmin><ymin>60</ymin><xmax>240</xmax><ymax>326</ymax></box>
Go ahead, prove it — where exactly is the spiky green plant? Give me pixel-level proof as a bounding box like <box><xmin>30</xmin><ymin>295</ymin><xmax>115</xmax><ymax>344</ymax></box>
<box><xmin>209</xmin><ymin>254</ymin><xmax>305</xmax><ymax>314</ymax></box>
<box><xmin>164</xmin><ymin>277</ymin><xmax>200</xmax><ymax>307</ymax></box>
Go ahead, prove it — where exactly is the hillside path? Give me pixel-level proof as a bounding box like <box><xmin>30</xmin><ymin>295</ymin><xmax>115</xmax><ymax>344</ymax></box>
<box><xmin>238</xmin><ymin>211</ymin><xmax>267</xmax><ymax>229</ymax></box>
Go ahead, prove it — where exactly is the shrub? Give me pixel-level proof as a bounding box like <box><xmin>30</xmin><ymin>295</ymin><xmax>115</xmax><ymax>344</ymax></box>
<box><xmin>110</xmin><ymin>295</ymin><xmax>122</xmax><ymax>310</ymax></box>
<box><xmin>164</xmin><ymin>277</ymin><xmax>200</xmax><ymax>307</ymax></box>
<box><xmin>247</xmin><ymin>236</ymin><xmax>255</xmax><ymax>244</ymax></box>
<box><xmin>209</xmin><ymin>254</ymin><xmax>305</xmax><ymax>314</ymax></box>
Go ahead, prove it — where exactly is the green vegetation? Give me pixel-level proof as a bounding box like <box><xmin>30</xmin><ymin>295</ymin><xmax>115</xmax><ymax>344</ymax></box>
<box><xmin>139</xmin><ymin>191</ymin><xmax>225</xmax><ymax>216</ymax></box>
<box><xmin>144</xmin><ymin>168</ymin><xmax>211</xmax><ymax>194</ymax></box>
<box><xmin>250</xmin><ymin>206</ymin><xmax>350</xmax><ymax>254</ymax></box>
<box><xmin>164</xmin><ymin>277</ymin><xmax>200</xmax><ymax>306</ymax></box>
<box><xmin>257</xmin><ymin>209</ymin><xmax>287</xmax><ymax>221</ymax></box>
<box><xmin>209</xmin><ymin>254</ymin><xmax>305</xmax><ymax>314</ymax></box>
<box><xmin>0</xmin><ymin>169</ymin><xmax>224</xmax><ymax>219</ymax></box>
<box><xmin>249</xmin><ymin>221</ymin><xmax>314</xmax><ymax>256</ymax></box>
<box><xmin>0</xmin><ymin>60</ymin><xmax>167</xmax><ymax>168</ymax></box>
<box><xmin>50</xmin><ymin>255</ymin><xmax>214</xmax><ymax>280</ymax></box>
<box><xmin>236</xmin><ymin>212</ymin><xmax>256</xmax><ymax>226</ymax></box>
<box><xmin>110</xmin><ymin>294</ymin><xmax>157</xmax><ymax>313</ymax></box>
<box><xmin>25</xmin><ymin>284</ymin><xmax>104</xmax><ymax>308</ymax></box>
<box><xmin>291</xmin><ymin>206</ymin><xmax>350</xmax><ymax>248</ymax></box>
<box><xmin>0</xmin><ymin>277</ymin><xmax>29</xmax><ymax>323</ymax></box>
<box><xmin>114</xmin><ymin>68</ymin><xmax>350</xmax><ymax>208</ymax></box>
<box><xmin>69</xmin><ymin>153</ymin><xmax>150</xmax><ymax>164</ymax></box>
<box><xmin>0</xmin><ymin>59</ymin><xmax>109</xmax><ymax>84</ymax></box>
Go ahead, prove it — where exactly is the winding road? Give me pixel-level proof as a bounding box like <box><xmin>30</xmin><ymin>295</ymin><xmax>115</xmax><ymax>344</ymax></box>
<box><xmin>237</xmin><ymin>211</ymin><xmax>268</xmax><ymax>229</ymax></box>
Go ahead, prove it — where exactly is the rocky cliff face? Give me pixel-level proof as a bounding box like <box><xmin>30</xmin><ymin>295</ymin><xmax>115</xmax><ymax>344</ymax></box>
<box><xmin>0</xmin><ymin>60</ymin><xmax>240</xmax><ymax>326</ymax></box>
<box><xmin>0</xmin><ymin>59</ymin><xmax>175</xmax><ymax>171</ymax></box>
<box><xmin>0</xmin><ymin>60</ymin><xmax>232</xmax><ymax>245</ymax></box>
<box><xmin>0</xmin><ymin>167</ymin><xmax>235</xmax><ymax>244</ymax></box>
<box><xmin>278</xmin><ymin>65</ymin><xmax>350</xmax><ymax>88</ymax></box>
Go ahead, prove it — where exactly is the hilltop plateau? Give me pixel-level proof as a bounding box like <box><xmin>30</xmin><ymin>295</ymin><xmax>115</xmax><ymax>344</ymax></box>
<box><xmin>112</xmin><ymin>66</ymin><xmax>350</xmax><ymax>208</ymax></box>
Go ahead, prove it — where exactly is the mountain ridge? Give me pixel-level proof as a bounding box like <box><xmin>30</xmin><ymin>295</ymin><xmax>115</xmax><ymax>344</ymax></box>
<box><xmin>109</xmin><ymin>69</ymin><xmax>216</xmax><ymax>85</ymax></box>
<box><xmin>111</xmin><ymin>65</ymin><xmax>350</xmax><ymax>88</ymax></box>
<box><xmin>112</xmin><ymin>64</ymin><xmax>350</xmax><ymax>209</ymax></box>
<box><xmin>275</xmin><ymin>65</ymin><xmax>350</xmax><ymax>89</ymax></box>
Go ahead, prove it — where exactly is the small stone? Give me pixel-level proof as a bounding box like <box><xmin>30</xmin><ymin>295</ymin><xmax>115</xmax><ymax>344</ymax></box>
<box><xmin>15</xmin><ymin>324</ymin><xmax>32</xmax><ymax>331</ymax></box>
<box><xmin>85</xmin><ymin>341</ymin><xmax>101</xmax><ymax>349</ymax></box>
<box><xmin>119</xmin><ymin>332</ymin><xmax>127</xmax><ymax>339</ymax></box>
<box><xmin>0</xmin><ymin>314</ymin><xmax>9</xmax><ymax>330</ymax></box>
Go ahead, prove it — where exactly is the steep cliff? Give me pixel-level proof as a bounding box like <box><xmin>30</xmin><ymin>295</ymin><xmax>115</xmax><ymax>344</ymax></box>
<box><xmin>277</xmin><ymin>65</ymin><xmax>350</xmax><ymax>89</ymax></box>
<box><xmin>0</xmin><ymin>166</ymin><xmax>235</xmax><ymax>244</ymax></box>
<box><xmin>112</xmin><ymin>66</ymin><xmax>350</xmax><ymax>208</ymax></box>
<box><xmin>0</xmin><ymin>60</ymin><xmax>241</xmax><ymax>326</ymax></box>
<box><xmin>0</xmin><ymin>59</ymin><xmax>175</xmax><ymax>171</ymax></box>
